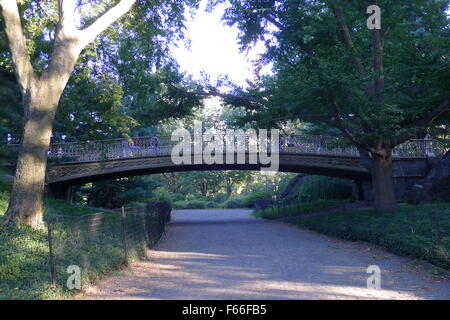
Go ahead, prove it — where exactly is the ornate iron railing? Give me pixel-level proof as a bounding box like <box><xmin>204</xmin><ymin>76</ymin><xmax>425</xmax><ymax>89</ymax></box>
<box><xmin>9</xmin><ymin>135</ymin><xmax>449</xmax><ymax>163</ymax></box>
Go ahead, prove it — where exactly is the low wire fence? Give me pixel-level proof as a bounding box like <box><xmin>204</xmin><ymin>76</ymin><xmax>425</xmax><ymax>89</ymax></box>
<box><xmin>254</xmin><ymin>198</ymin><xmax>450</xmax><ymax>269</ymax></box>
<box><xmin>45</xmin><ymin>201</ymin><xmax>171</xmax><ymax>290</ymax></box>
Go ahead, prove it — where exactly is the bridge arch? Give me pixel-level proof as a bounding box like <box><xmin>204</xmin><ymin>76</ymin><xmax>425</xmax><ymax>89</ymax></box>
<box><xmin>43</xmin><ymin>135</ymin><xmax>445</xmax><ymax>199</ymax></box>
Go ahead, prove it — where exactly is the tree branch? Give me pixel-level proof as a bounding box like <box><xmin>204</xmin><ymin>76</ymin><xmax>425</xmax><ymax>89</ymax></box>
<box><xmin>329</xmin><ymin>0</ymin><xmax>365</xmax><ymax>74</ymax></box>
<box><xmin>80</xmin><ymin>0</ymin><xmax>136</xmax><ymax>45</ymax></box>
<box><xmin>264</xmin><ymin>15</ymin><xmax>283</xmax><ymax>30</ymax></box>
<box><xmin>0</xmin><ymin>0</ymin><xmax>36</xmax><ymax>95</ymax></box>
<box><xmin>392</xmin><ymin>96</ymin><xmax>450</xmax><ymax>146</ymax></box>
<box><xmin>328</xmin><ymin>94</ymin><xmax>380</xmax><ymax>154</ymax></box>
<box><xmin>368</xmin><ymin>0</ymin><xmax>384</xmax><ymax>102</ymax></box>
<box><xmin>167</xmin><ymin>83</ymin><xmax>266</xmax><ymax>104</ymax></box>
<box><xmin>58</xmin><ymin>0</ymin><xmax>77</xmax><ymax>32</ymax></box>
<box><xmin>264</xmin><ymin>15</ymin><xmax>317</xmax><ymax>58</ymax></box>
<box><xmin>270</xmin><ymin>114</ymin><xmax>333</xmax><ymax>123</ymax></box>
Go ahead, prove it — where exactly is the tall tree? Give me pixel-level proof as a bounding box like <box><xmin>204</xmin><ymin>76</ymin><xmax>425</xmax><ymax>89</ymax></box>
<box><xmin>0</xmin><ymin>0</ymin><xmax>139</xmax><ymax>227</ymax></box>
<box><xmin>210</xmin><ymin>0</ymin><xmax>450</xmax><ymax>211</ymax></box>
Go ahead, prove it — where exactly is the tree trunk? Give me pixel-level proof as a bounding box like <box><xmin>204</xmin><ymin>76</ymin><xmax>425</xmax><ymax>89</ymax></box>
<box><xmin>1</xmin><ymin>0</ymin><xmax>136</xmax><ymax>228</ymax></box>
<box><xmin>370</xmin><ymin>152</ymin><xmax>397</xmax><ymax>212</ymax></box>
<box><xmin>200</xmin><ymin>182</ymin><xmax>207</xmax><ymax>197</ymax></box>
<box><xmin>5</xmin><ymin>85</ymin><xmax>60</xmax><ymax>227</ymax></box>
<box><xmin>226</xmin><ymin>176</ymin><xmax>232</xmax><ymax>196</ymax></box>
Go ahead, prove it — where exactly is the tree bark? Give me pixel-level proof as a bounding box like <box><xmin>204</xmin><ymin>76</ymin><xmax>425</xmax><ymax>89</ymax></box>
<box><xmin>200</xmin><ymin>182</ymin><xmax>207</xmax><ymax>197</ymax></box>
<box><xmin>5</xmin><ymin>84</ymin><xmax>60</xmax><ymax>227</ymax></box>
<box><xmin>369</xmin><ymin>151</ymin><xmax>396</xmax><ymax>212</ymax></box>
<box><xmin>226</xmin><ymin>176</ymin><xmax>232</xmax><ymax>196</ymax></box>
<box><xmin>1</xmin><ymin>0</ymin><xmax>136</xmax><ymax>227</ymax></box>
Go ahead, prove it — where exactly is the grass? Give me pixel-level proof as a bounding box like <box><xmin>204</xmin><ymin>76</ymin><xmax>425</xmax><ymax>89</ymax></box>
<box><xmin>252</xmin><ymin>199</ymin><xmax>341</xmax><ymax>219</ymax></box>
<box><xmin>0</xmin><ymin>192</ymin><xmax>152</xmax><ymax>300</ymax></box>
<box><xmin>255</xmin><ymin>201</ymin><xmax>450</xmax><ymax>270</ymax></box>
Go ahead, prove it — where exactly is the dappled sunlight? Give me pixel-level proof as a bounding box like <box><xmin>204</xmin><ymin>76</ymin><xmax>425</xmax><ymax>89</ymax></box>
<box><xmin>77</xmin><ymin>210</ymin><xmax>450</xmax><ymax>300</ymax></box>
<box><xmin>79</xmin><ymin>250</ymin><xmax>424</xmax><ymax>300</ymax></box>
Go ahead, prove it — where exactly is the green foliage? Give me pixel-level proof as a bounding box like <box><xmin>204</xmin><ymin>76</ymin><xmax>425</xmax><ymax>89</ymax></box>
<box><xmin>253</xmin><ymin>200</ymin><xmax>341</xmax><ymax>219</ymax></box>
<box><xmin>171</xmin><ymin>191</ymin><xmax>272</xmax><ymax>209</ymax></box>
<box><xmin>219</xmin><ymin>0</ymin><xmax>450</xmax><ymax>148</ymax></box>
<box><xmin>0</xmin><ymin>68</ymin><xmax>21</xmax><ymax>144</ymax></box>
<box><xmin>243</xmin><ymin>191</ymin><xmax>272</xmax><ymax>208</ymax></box>
<box><xmin>0</xmin><ymin>192</ymin><xmax>167</xmax><ymax>299</ymax></box>
<box><xmin>0</xmin><ymin>190</ymin><xmax>9</xmax><ymax>216</ymax></box>
<box><xmin>240</xmin><ymin>172</ymin><xmax>296</xmax><ymax>197</ymax></box>
<box><xmin>209</xmin><ymin>193</ymin><xmax>229</xmax><ymax>203</ymax></box>
<box><xmin>151</xmin><ymin>188</ymin><xmax>185</xmax><ymax>203</ymax></box>
<box><xmin>1</xmin><ymin>0</ymin><xmax>204</xmax><ymax>145</ymax></box>
<box><xmin>299</xmin><ymin>176</ymin><xmax>353</xmax><ymax>202</ymax></box>
<box><xmin>221</xmin><ymin>197</ymin><xmax>247</xmax><ymax>209</ymax></box>
<box><xmin>76</xmin><ymin>177</ymin><xmax>162</xmax><ymax>209</ymax></box>
<box><xmin>173</xmin><ymin>200</ymin><xmax>219</xmax><ymax>209</ymax></box>
<box><xmin>0</xmin><ymin>196</ymin><xmax>102</xmax><ymax>299</ymax></box>
<box><xmin>287</xmin><ymin>203</ymin><xmax>450</xmax><ymax>270</ymax></box>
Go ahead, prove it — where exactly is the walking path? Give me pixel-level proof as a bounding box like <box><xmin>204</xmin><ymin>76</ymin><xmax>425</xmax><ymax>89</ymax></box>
<box><xmin>76</xmin><ymin>209</ymin><xmax>450</xmax><ymax>300</ymax></box>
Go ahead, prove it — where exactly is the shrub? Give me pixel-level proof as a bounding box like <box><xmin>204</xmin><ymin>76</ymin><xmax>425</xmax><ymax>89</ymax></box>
<box><xmin>299</xmin><ymin>176</ymin><xmax>353</xmax><ymax>202</ymax></box>
<box><xmin>243</xmin><ymin>192</ymin><xmax>272</xmax><ymax>208</ymax></box>
<box><xmin>206</xmin><ymin>201</ymin><xmax>219</xmax><ymax>208</ymax></box>
<box><xmin>211</xmin><ymin>193</ymin><xmax>229</xmax><ymax>204</ymax></box>
<box><xmin>151</xmin><ymin>189</ymin><xmax>184</xmax><ymax>203</ymax></box>
<box><xmin>172</xmin><ymin>200</ymin><xmax>219</xmax><ymax>209</ymax></box>
<box><xmin>221</xmin><ymin>197</ymin><xmax>247</xmax><ymax>209</ymax></box>
<box><xmin>253</xmin><ymin>199</ymin><xmax>341</xmax><ymax>219</ymax></box>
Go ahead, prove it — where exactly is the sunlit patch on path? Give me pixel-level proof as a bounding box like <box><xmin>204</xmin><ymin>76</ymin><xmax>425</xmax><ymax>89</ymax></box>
<box><xmin>76</xmin><ymin>209</ymin><xmax>450</xmax><ymax>300</ymax></box>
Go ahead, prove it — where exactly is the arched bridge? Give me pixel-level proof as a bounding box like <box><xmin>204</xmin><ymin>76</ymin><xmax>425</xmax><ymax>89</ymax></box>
<box><xmin>43</xmin><ymin>134</ymin><xmax>448</xmax><ymax>198</ymax></box>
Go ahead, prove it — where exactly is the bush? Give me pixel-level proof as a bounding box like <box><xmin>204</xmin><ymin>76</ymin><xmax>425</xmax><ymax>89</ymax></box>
<box><xmin>211</xmin><ymin>193</ymin><xmax>229</xmax><ymax>204</ymax></box>
<box><xmin>253</xmin><ymin>199</ymin><xmax>341</xmax><ymax>219</ymax></box>
<box><xmin>206</xmin><ymin>201</ymin><xmax>219</xmax><ymax>208</ymax></box>
<box><xmin>299</xmin><ymin>176</ymin><xmax>353</xmax><ymax>202</ymax></box>
<box><xmin>243</xmin><ymin>192</ymin><xmax>272</xmax><ymax>208</ymax></box>
<box><xmin>150</xmin><ymin>189</ymin><xmax>184</xmax><ymax>203</ymax></box>
<box><xmin>173</xmin><ymin>200</ymin><xmax>203</xmax><ymax>209</ymax></box>
<box><xmin>221</xmin><ymin>197</ymin><xmax>247</xmax><ymax>209</ymax></box>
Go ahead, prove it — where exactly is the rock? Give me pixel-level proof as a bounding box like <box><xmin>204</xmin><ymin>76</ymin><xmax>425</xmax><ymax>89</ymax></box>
<box><xmin>405</xmin><ymin>151</ymin><xmax>450</xmax><ymax>203</ymax></box>
<box><xmin>279</xmin><ymin>174</ymin><xmax>306</xmax><ymax>201</ymax></box>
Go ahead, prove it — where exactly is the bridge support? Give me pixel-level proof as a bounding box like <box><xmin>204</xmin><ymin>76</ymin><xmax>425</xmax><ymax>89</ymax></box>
<box><xmin>352</xmin><ymin>180</ymin><xmax>366</xmax><ymax>201</ymax></box>
<box><xmin>46</xmin><ymin>182</ymin><xmax>71</xmax><ymax>200</ymax></box>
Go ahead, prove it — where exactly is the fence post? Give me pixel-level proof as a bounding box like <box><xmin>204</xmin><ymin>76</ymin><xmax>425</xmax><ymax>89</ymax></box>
<box><xmin>276</xmin><ymin>200</ymin><xmax>280</xmax><ymax>217</ymax></box>
<box><xmin>159</xmin><ymin>208</ymin><xmax>164</xmax><ymax>236</ymax></box>
<box><xmin>343</xmin><ymin>202</ymin><xmax>350</xmax><ymax>227</ymax></box>
<box><xmin>142</xmin><ymin>206</ymin><xmax>150</xmax><ymax>248</ymax></box>
<box><xmin>433</xmin><ymin>211</ymin><xmax>443</xmax><ymax>247</ymax></box>
<box><xmin>121</xmin><ymin>207</ymin><xmax>129</xmax><ymax>265</ymax></box>
<box><xmin>46</xmin><ymin>219</ymin><xmax>57</xmax><ymax>288</ymax></box>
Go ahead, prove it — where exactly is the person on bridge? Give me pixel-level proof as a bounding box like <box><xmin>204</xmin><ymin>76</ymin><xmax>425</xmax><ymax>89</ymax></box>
<box><xmin>287</xmin><ymin>134</ymin><xmax>295</xmax><ymax>149</ymax></box>
<box><xmin>151</xmin><ymin>136</ymin><xmax>160</xmax><ymax>155</ymax></box>
<box><xmin>318</xmin><ymin>135</ymin><xmax>325</xmax><ymax>152</ymax></box>
<box><xmin>131</xmin><ymin>136</ymin><xmax>142</xmax><ymax>156</ymax></box>
<box><xmin>122</xmin><ymin>139</ymin><xmax>131</xmax><ymax>158</ymax></box>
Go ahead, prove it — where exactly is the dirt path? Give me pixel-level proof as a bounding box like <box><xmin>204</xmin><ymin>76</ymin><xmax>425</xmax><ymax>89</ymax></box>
<box><xmin>76</xmin><ymin>209</ymin><xmax>450</xmax><ymax>300</ymax></box>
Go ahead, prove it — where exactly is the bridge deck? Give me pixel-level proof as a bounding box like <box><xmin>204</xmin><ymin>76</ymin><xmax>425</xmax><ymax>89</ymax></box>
<box><xmin>30</xmin><ymin>134</ymin><xmax>447</xmax><ymax>185</ymax></box>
